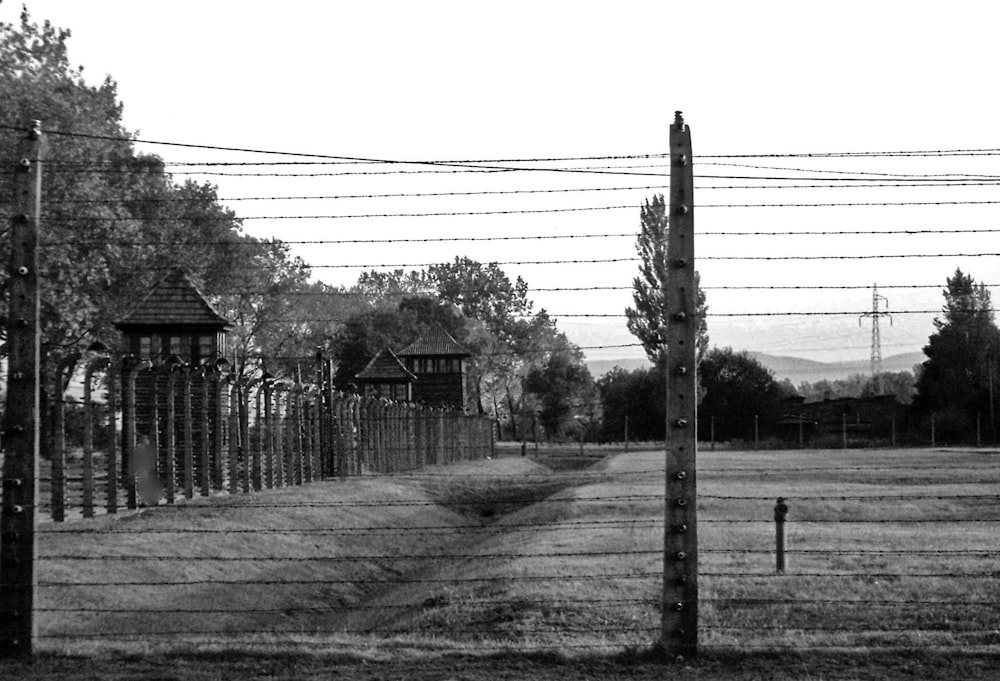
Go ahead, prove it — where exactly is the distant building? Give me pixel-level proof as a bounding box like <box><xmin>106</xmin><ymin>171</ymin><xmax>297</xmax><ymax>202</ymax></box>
<box><xmin>355</xmin><ymin>323</ymin><xmax>472</xmax><ymax>412</ymax></box>
<box><xmin>781</xmin><ymin>393</ymin><xmax>905</xmax><ymax>443</ymax></box>
<box><xmin>354</xmin><ymin>348</ymin><xmax>415</xmax><ymax>402</ymax></box>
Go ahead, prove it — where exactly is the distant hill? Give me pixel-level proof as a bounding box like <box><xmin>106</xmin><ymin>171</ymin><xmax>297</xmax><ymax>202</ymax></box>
<box><xmin>585</xmin><ymin>351</ymin><xmax>925</xmax><ymax>384</ymax></box>
<box><xmin>748</xmin><ymin>351</ymin><xmax>924</xmax><ymax>385</ymax></box>
<box><xmin>585</xmin><ymin>357</ymin><xmax>651</xmax><ymax>377</ymax></box>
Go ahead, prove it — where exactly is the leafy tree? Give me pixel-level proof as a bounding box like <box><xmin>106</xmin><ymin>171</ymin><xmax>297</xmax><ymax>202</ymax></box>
<box><xmin>596</xmin><ymin>365</ymin><xmax>664</xmax><ymax>442</ymax></box>
<box><xmin>0</xmin><ymin>10</ymin><xmax>309</xmax><ymax>381</ymax></box>
<box><xmin>861</xmin><ymin>371</ymin><xmax>916</xmax><ymax>404</ymax></box>
<box><xmin>523</xmin><ymin>333</ymin><xmax>598</xmax><ymax>439</ymax></box>
<box><xmin>625</xmin><ymin>194</ymin><xmax>708</xmax><ymax>364</ymax></box>
<box><xmin>698</xmin><ymin>347</ymin><xmax>785</xmax><ymax>442</ymax></box>
<box><xmin>427</xmin><ymin>257</ymin><xmax>533</xmax><ymax>343</ymax></box>
<box><xmin>427</xmin><ymin>257</ymin><xmax>547</xmax><ymax>425</ymax></box>
<box><xmin>914</xmin><ymin>268</ymin><xmax>1000</xmax><ymax>439</ymax></box>
<box><xmin>330</xmin><ymin>295</ymin><xmax>470</xmax><ymax>390</ymax></box>
<box><xmin>351</xmin><ymin>268</ymin><xmax>430</xmax><ymax>303</ymax></box>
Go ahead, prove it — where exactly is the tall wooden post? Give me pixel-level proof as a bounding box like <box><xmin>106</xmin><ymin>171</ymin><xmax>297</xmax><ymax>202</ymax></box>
<box><xmin>124</xmin><ymin>360</ymin><xmax>152</xmax><ymax>509</ymax></box>
<box><xmin>106</xmin><ymin>359</ymin><xmax>120</xmax><ymax>514</ymax></box>
<box><xmin>182</xmin><ymin>370</ymin><xmax>194</xmax><ymax>499</ymax></box>
<box><xmin>662</xmin><ymin>111</ymin><xmax>698</xmax><ymax>659</ymax></box>
<box><xmin>253</xmin><ymin>384</ymin><xmax>263</xmax><ymax>490</ymax></box>
<box><xmin>165</xmin><ymin>367</ymin><xmax>178</xmax><ymax>503</ymax></box>
<box><xmin>51</xmin><ymin>354</ymin><xmax>79</xmax><ymax>522</ymax></box>
<box><xmin>228</xmin><ymin>381</ymin><xmax>240</xmax><ymax>495</ymax></box>
<box><xmin>82</xmin><ymin>357</ymin><xmax>109</xmax><ymax>519</ymax></box>
<box><xmin>0</xmin><ymin>121</ymin><xmax>44</xmax><ymax>658</ymax></box>
<box><xmin>263</xmin><ymin>380</ymin><xmax>274</xmax><ymax>488</ymax></box>
<box><xmin>199</xmin><ymin>373</ymin><xmax>211</xmax><ymax>496</ymax></box>
<box><xmin>213</xmin><ymin>371</ymin><xmax>225</xmax><ymax>491</ymax></box>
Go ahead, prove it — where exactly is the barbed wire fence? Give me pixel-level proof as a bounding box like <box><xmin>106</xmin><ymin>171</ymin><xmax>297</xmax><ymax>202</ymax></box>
<box><xmin>1</xmin><ymin>118</ymin><xmax>999</xmax><ymax>658</ymax></box>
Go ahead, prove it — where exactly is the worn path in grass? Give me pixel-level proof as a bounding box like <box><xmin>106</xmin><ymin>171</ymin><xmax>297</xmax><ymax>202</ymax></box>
<box><xmin>33</xmin><ymin>450</ymin><xmax>637</xmax><ymax>655</ymax></box>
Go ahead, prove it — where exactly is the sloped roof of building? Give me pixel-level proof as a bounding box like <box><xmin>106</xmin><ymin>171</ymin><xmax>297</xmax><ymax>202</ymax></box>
<box><xmin>396</xmin><ymin>323</ymin><xmax>471</xmax><ymax>357</ymax></box>
<box><xmin>114</xmin><ymin>268</ymin><xmax>233</xmax><ymax>329</ymax></box>
<box><xmin>355</xmin><ymin>348</ymin><xmax>417</xmax><ymax>382</ymax></box>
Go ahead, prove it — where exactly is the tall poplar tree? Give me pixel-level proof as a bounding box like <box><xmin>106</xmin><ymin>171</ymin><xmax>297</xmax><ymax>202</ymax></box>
<box><xmin>624</xmin><ymin>194</ymin><xmax>708</xmax><ymax>365</ymax></box>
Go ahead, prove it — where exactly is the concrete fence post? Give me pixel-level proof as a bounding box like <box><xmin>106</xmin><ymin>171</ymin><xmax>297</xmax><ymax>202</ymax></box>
<box><xmin>774</xmin><ymin>497</ymin><xmax>789</xmax><ymax>574</ymax></box>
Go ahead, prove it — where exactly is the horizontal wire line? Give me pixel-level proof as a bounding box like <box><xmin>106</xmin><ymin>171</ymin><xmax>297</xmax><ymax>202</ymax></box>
<box><xmin>248</xmin><ymin>310</ymin><xmax>944</xmax><ymax>321</ymax></box>
<box><xmin>45</xmin><ymin>152</ymin><xmax>671</xmax><ymax>166</ymax></box>
<box><xmin>30</xmin><ymin>127</ymin><xmax>677</xmax><ymax>178</ymax></box>
<box><xmin>37</xmin><ymin>598</ymin><xmax>658</xmax><ymax>614</ymax></box>
<box><xmin>43</xmin><ymin>205</ymin><xmax>636</xmax><ymax>220</ymax></box>
<box><xmin>698</xmin><ymin>199</ymin><xmax>1000</xmax><ymax>208</ymax></box>
<box><xmin>702</xmin><ymin>519</ymin><xmax>1000</xmax><ymax>524</ymax></box>
<box><xmin>698</xmin><ymin>147</ymin><xmax>1000</xmax><ymax>158</ymax></box>
<box><xmin>73</xmin><ymin>494</ymin><xmax>663</xmax><ymax>509</ymax></box>
<box><xmin>39</xmin><ymin>185</ymin><xmax>670</xmax><ymax>203</ymax></box>
<box><xmin>25</xmin><ymin>123</ymin><xmax>1000</xmax><ymax>160</ymax></box>
<box><xmin>47</xmin><ymin>283</ymin><xmax>975</xmax><ymax>296</ymax></box>
<box><xmin>710</xmin><ymin>597</ymin><xmax>996</xmax><ymax>605</ymax></box>
<box><xmin>696</xmin><ymin>161</ymin><xmax>1000</xmax><ymax>179</ymax></box>
<box><xmin>32</xmin><ymin>571</ymin><xmax>661</xmax><ymax>587</ymax></box>
<box><xmin>703</xmin><ymin>548</ymin><xmax>1000</xmax><ymax>555</ymax></box>
<box><xmin>31</xmin><ymin>229</ymin><xmax>1000</xmax><ymax>248</ymax></box>
<box><xmin>32</xmin><ymin>180</ymin><xmax>1000</xmax><ymax>204</ymax></box>
<box><xmin>34</xmin><ymin>199</ymin><xmax>1000</xmax><ymax>222</ymax></box>
<box><xmin>36</xmin><ymin>519</ymin><xmax>663</xmax><ymax>536</ymax></box>
<box><xmin>34</xmin><ymin>625</ymin><xmax>661</xmax><ymax>639</ymax></box>
<box><xmin>46</xmin><ymin>255</ymin><xmax>1000</xmax><ymax>271</ymax></box>
<box><xmin>32</xmin><ymin>638</ymin><xmax>648</xmax><ymax>652</ymax></box>
<box><xmin>703</xmin><ymin>571</ymin><xmax>1000</xmax><ymax>577</ymax></box>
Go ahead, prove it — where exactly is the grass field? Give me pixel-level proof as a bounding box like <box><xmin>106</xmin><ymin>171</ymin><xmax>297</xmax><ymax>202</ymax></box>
<box><xmin>3</xmin><ymin>444</ymin><xmax>1000</xmax><ymax>679</ymax></box>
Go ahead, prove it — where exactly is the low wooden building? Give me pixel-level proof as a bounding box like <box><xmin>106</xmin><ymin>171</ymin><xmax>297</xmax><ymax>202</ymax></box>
<box><xmin>354</xmin><ymin>348</ymin><xmax>415</xmax><ymax>402</ymax></box>
<box><xmin>355</xmin><ymin>324</ymin><xmax>472</xmax><ymax>412</ymax></box>
<box><xmin>781</xmin><ymin>394</ymin><xmax>905</xmax><ymax>443</ymax></box>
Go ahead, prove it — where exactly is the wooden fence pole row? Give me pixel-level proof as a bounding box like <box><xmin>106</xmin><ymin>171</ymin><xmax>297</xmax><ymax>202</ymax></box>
<box><xmin>40</xmin><ymin>361</ymin><xmax>494</xmax><ymax>520</ymax></box>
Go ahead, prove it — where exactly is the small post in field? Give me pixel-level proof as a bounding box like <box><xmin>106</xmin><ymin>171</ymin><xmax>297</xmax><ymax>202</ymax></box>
<box><xmin>774</xmin><ymin>497</ymin><xmax>789</xmax><ymax>574</ymax></box>
<box><xmin>931</xmin><ymin>415</ymin><xmax>936</xmax><ymax>447</ymax></box>
<box><xmin>754</xmin><ymin>414</ymin><xmax>759</xmax><ymax>450</ymax></box>
<box><xmin>842</xmin><ymin>412</ymin><xmax>847</xmax><ymax>449</ymax></box>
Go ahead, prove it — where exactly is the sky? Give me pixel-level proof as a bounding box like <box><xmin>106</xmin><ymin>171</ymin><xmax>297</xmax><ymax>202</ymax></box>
<box><xmin>4</xmin><ymin>1</ymin><xmax>1000</xmax><ymax>365</ymax></box>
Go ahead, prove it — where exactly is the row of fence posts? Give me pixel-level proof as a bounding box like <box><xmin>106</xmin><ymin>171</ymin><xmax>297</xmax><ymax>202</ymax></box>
<box><xmin>41</xmin><ymin>353</ymin><xmax>495</xmax><ymax>521</ymax></box>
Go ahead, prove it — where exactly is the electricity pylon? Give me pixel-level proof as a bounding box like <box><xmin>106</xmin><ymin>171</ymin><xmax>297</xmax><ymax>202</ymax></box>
<box><xmin>859</xmin><ymin>284</ymin><xmax>891</xmax><ymax>395</ymax></box>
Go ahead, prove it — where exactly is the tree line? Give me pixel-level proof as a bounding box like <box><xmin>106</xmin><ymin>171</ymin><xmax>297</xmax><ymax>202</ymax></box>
<box><xmin>4</xmin><ymin>10</ymin><xmax>997</xmax><ymax>447</ymax></box>
<box><xmin>603</xmin><ymin>188</ymin><xmax>999</xmax><ymax>444</ymax></box>
<box><xmin>0</xmin><ymin>10</ymin><xmax>598</xmax><ymax>442</ymax></box>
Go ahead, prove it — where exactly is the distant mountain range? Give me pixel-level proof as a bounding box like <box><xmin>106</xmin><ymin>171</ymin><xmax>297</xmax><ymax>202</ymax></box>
<box><xmin>585</xmin><ymin>351</ymin><xmax>925</xmax><ymax>386</ymax></box>
<box><xmin>747</xmin><ymin>351</ymin><xmax>924</xmax><ymax>385</ymax></box>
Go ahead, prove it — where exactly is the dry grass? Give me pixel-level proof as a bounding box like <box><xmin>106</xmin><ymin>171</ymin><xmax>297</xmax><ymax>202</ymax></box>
<box><xmin>10</xmin><ymin>445</ymin><xmax>1000</xmax><ymax>678</ymax></box>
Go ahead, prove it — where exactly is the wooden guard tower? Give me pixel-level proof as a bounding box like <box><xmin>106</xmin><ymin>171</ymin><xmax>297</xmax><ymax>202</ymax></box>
<box><xmin>114</xmin><ymin>269</ymin><xmax>232</xmax><ymax>493</ymax></box>
<box><xmin>114</xmin><ymin>269</ymin><xmax>231</xmax><ymax>365</ymax></box>
<box><xmin>396</xmin><ymin>324</ymin><xmax>471</xmax><ymax>412</ymax></box>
